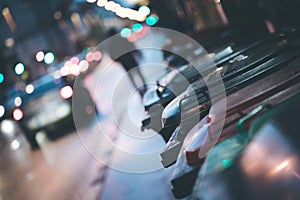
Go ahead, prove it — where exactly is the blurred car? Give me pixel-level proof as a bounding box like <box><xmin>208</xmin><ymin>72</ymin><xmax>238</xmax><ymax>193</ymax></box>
<box><xmin>2</xmin><ymin>57</ymin><xmax>98</xmax><ymax>150</ymax></box>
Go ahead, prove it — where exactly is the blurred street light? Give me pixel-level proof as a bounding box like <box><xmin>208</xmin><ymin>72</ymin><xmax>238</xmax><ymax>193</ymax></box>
<box><xmin>12</xmin><ymin>108</ymin><xmax>24</xmax><ymax>121</ymax></box>
<box><xmin>0</xmin><ymin>105</ymin><xmax>5</xmax><ymax>118</ymax></box>
<box><xmin>146</xmin><ymin>15</ymin><xmax>159</xmax><ymax>26</ymax></box>
<box><xmin>89</xmin><ymin>0</ymin><xmax>147</xmax><ymax>21</ymax></box>
<box><xmin>121</xmin><ymin>28</ymin><xmax>132</xmax><ymax>37</ymax></box>
<box><xmin>25</xmin><ymin>84</ymin><xmax>35</xmax><ymax>94</ymax></box>
<box><xmin>14</xmin><ymin>97</ymin><xmax>22</xmax><ymax>107</ymax></box>
<box><xmin>4</xmin><ymin>38</ymin><xmax>15</xmax><ymax>48</ymax></box>
<box><xmin>0</xmin><ymin>120</ymin><xmax>14</xmax><ymax>135</ymax></box>
<box><xmin>132</xmin><ymin>23</ymin><xmax>143</xmax><ymax>32</ymax></box>
<box><xmin>36</xmin><ymin>51</ymin><xmax>45</xmax><ymax>62</ymax></box>
<box><xmin>14</xmin><ymin>63</ymin><xmax>25</xmax><ymax>75</ymax></box>
<box><xmin>44</xmin><ymin>52</ymin><xmax>55</xmax><ymax>64</ymax></box>
<box><xmin>54</xmin><ymin>11</ymin><xmax>62</xmax><ymax>20</ymax></box>
<box><xmin>138</xmin><ymin>6</ymin><xmax>150</xmax><ymax>16</ymax></box>
<box><xmin>0</xmin><ymin>73</ymin><xmax>4</xmax><ymax>84</ymax></box>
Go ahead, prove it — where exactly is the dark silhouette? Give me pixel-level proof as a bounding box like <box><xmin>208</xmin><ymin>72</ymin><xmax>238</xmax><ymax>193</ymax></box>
<box><xmin>106</xmin><ymin>28</ymin><xmax>147</xmax><ymax>96</ymax></box>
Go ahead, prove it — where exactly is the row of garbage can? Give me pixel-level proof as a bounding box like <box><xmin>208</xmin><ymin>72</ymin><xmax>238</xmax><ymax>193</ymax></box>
<box><xmin>141</xmin><ymin>28</ymin><xmax>300</xmax><ymax>199</ymax></box>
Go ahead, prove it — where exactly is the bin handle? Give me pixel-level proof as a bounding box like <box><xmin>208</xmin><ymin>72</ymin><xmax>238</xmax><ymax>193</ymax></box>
<box><xmin>237</xmin><ymin>104</ymin><xmax>271</xmax><ymax>135</ymax></box>
<box><xmin>179</xmin><ymin>89</ymin><xmax>209</xmax><ymax>111</ymax></box>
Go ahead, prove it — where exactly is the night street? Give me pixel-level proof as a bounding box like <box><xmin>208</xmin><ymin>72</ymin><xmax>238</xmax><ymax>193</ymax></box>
<box><xmin>1</xmin><ymin>0</ymin><xmax>300</xmax><ymax>199</ymax></box>
<box><xmin>0</xmin><ymin>34</ymin><xmax>174</xmax><ymax>200</ymax></box>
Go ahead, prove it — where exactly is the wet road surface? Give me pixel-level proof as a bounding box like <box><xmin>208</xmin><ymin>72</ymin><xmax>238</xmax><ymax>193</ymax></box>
<box><xmin>0</xmin><ymin>30</ymin><xmax>175</xmax><ymax>200</ymax></box>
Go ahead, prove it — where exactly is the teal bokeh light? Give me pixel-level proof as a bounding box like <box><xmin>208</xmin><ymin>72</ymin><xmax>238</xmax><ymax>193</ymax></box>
<box><xmin>132</xmin><ymin>23</ymin><xmax>143</xmax><ymax>32</ymax></box>
<box><xmin>146</xmin><ymin>15</ymin><xmax>159</xmax><ymax>26</ymax></box>
<box><xmin>44</xmin><ymin>52</ymin><xmax>55</xmax><ymax>64</ymax></box>
<box><xmin>14</xmin><ymin>63</ymin><xmax>25</xmax><ymax>75</ymax></box>
<box><xmin>120</xmin><ymin>28</ymin><xmax>132</xmax><ymax>38</ymax></box>
<box><xmin>0</xmin><ymin>73</ymin><xmax>4</xmax><ymax>84</ymax></box>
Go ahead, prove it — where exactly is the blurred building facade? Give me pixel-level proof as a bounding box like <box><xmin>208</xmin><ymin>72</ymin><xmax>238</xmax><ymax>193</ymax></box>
<box><xmin>1</xmin><ymin>0</ymin><xmax>300</xmax><ymax>100</ymax></box>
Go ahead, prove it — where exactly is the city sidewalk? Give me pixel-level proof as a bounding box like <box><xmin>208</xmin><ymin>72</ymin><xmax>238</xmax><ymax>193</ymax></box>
<box><xmin>83</xmin><ymin>30</ymin><xmax>175</xmax><ymax>199</ymax></box>
<box><xmin>0</xmin><ymin>29</ymin><xmax>175</xmax><ymax>200</ymax></box>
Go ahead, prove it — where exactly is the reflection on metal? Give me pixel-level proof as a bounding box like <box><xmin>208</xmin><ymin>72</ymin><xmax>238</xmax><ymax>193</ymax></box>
<box><xmin>215</xmin><ymin>0</ymin><xmax>228</xmax><ymax>25</ymax></box>
<box><xmin>241</xmin><ymin>123</ymin><xmax>300</xmax><ymax>180</ymax></box>
<box><xmin>269</xmin><ymin>159</ymin><xmax>293</xmax><ymax>176</ymax></box>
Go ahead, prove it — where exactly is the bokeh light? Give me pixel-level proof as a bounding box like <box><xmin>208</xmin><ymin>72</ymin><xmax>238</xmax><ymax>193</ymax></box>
<box><xmin>44</xmin><ymin>52</ymin><xmax>55</xmax><ymax>64</ymax></box>
<box><xmin>93</xmin><ymin>51</ymin><xmax>102</xmax><ymax>61</ymax></box>
<box><xmin>85</xmin><ymin>52</ymin><xmax>94</xmax><ymax>62</ymax></box>
<box><xmin>70</xmin><ymin>64</ymin><xmax>80</xmax><ymax>76</ymax></box>
<box><xmin>25</xmin><ymin>84</ymin><xmax>35</xmax><ymax>94</ymax></box>
<box><xmin>146</xmin><ymin>15</ymin><xmax>159</xmax><ymax>26</ymax></box>
<box><xmin>0</xmin><ymin>73</ymin><xmax>4</xmax><ymax>84</ymax></box>
<box><xmin>1</xmin><ymin>120</ymin><xmax>14</xmax><ymax>134</ymax></box>
<box><xmin>54</xmin><ymin>70</ymin><xmax>61</xmax><ymax>79</ymax></box>
<box><xmin>79</xmin><ymin>60</ymin><xmax>89</xmax><ymax>72</ymax></box>
<box><xmin>14</xmin><ymin>97</ymin><xmax>22</xmax><ymax>107</ymax></box>
<box><xmin>14</xmin><ymin>63</ymin><xmax>25</xmax><ymax>75</ymax></box>
<box><xmin>70</xmin><ymin>57</ymin><xmax>80</xmax><ymax>65</ymax></box>
<box><xmin>120</xmin><ymin>28</ymin><xmax>132</xmax><ymax>38</ymax></box>
<box><xmin>60</xmin><ymin>86</ymin><xmax>73</xmax><ymax>99</ymax></box>
<box><xmin>21</xmin><ymin>71</ymin><xmax>29</xmax><ymax>81</ymax></box>
<box><xmin>0</xmin><ymin>105</ymin><xmax>5</xmax><ymax>118</ymax></box>
<box><xmin>138</xmin><ymin>6</ymin><xmax>150</xmax><ymax>16</ymax></box>
<box><xmin>13</xmin><ymin>108</ymin><xmax>24</xmax><ymax>121</ymax></box>
<box><xmin>96</xmin><ymin>0</ymin><xmax>107</xmax><ymax>7</ymax></box>
<box><xmin>54</xmin><ymin>11</ymin><xmax>62</xmax><ymax>20</ymax></box>
<box><xmin>35</xmin><ymin>51</ymin><xmax>45</xmax><ymax>62</ymax></box>
<box><xmin>5</xmin><ymin>37</ymin><xmax>14</xmax><ymax>48</ymax></box>
<box><xmin>60</xmin><ymin>66</ymin><xmax>70</xmax><ymax>76</ymax></box>
<box><xmin>132</xmin><ymin>23</ymin><xmax>143</xmax><ymax>32</ymax></box>
<box><xmin>10</xmin><ymin>140</ymin><xmax>20</xmax><ymax>150</ymax></box>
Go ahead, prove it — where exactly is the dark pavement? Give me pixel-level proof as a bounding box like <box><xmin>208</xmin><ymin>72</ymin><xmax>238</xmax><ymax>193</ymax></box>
<box><xmin>0</xmin><ymin>30</ymin><xmax>175</xmax><ymax>200</ymax></box>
